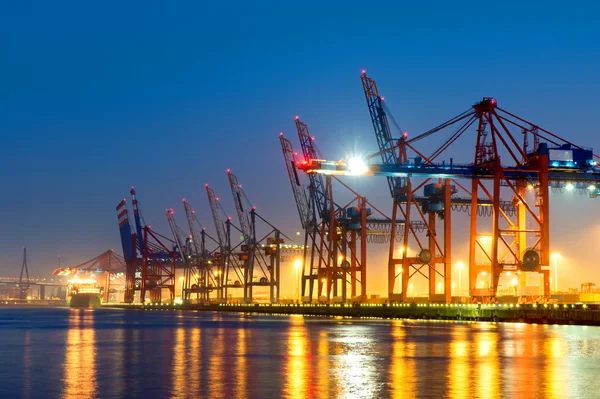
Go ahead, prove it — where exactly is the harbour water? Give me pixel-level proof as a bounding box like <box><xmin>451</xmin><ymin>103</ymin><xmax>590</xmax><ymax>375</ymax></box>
<box><xmin>1</xmin><ymin>307</ymin><xmax>599</xmax><ymax>398</ymax></box>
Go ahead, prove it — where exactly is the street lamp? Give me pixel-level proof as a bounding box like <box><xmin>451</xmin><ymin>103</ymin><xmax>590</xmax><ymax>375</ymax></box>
<box><xmin>551</xmin><ymin>253</ymin><xmax>561</xmax><ymax>292</ymax></box>
<box><xmin>294</xmin><ymin>259</ymin><xmax>302</xmax><ymax>303</ymax></box>
<box><xmin>456</xmin><ymin>262</ymin><xmax>465</xmax><ymax>295</ymax></box>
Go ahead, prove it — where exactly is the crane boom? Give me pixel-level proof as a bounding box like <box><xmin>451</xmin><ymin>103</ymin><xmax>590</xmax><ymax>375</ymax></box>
<box><xmin>360</xmin><ymin>71</ymin><xmax>403</xmax><ymax>198</ymax></box>
<box><xmin>205</xmin><ymin>184</ymin><xmax>227</xmax><ymax>248</ymax></box>
<box><xmin>130</xmin><ymin>187</ymin><xmax>145</xmax><ymax>252</ymax></box>
<box><xmin>166</xmin><ymin>208</ymin><xmax>188</xmax><ymax>265</ymax></box>
<box><xmin>182</xmin><ymin>199</ymin><xmax>203</xmax><ymax>256</ymax></box>
<box><xmin>227</xmin><ymin>169</ymin><xmax>253</xmax><ymax>242</ymax></box>
<box><xmin>295</xmin><ymin>117</ymin><xmax>328</xmax><ymax>219</ymax></box>
<box><xmin>279</xmin><ymin>133</ymin><xmax>311</xmax><ymax>229</ymax></box>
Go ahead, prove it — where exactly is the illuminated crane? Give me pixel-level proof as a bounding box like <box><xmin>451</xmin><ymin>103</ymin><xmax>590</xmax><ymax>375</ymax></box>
<box><xmin>206</xmin><ymin>184</ymin><xmax>245</xmax><ymax>301</ymax></box>
<box><xmin>116</xmin><ymin>197</ymin><xmax>139</xmax><ymax>303</ymax></box>
<box><xmin>116</xmin><ymin>187</ymin><xmax>176</xmax><ymax>303</ymax></box>
<box><xmin>166</xmin><ymin>208</ymin><xmax>189</xmax><ymax>299</ymax></box>
<box><xmin>182</xmin><ymin>199</ymin><xmax>220</xmax><ymax>302</ymax></box>
<box><xmin>361</xmin><ymin>71</ymin><xmax>453</xmax><ymax>302</ymax></box>
<box><xmin>302</xmin><ymin>93</ymin><xmax>600</xmax><ymax>303</ymax></box>
<box><xmin>293</xmin><ymin>118</ymin><xmax>390</xmax><ymax>303</ymax></box>
<box><xmin>227</xmin><ymin>169</ymin><xmax>282</xmax><ymax>303</ymax></box>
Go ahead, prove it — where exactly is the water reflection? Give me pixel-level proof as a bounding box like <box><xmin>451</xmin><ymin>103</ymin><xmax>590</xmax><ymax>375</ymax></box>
<box><xmin>284</xmin><ymin>315</ymin><xmax>308</xmax><ymax>399</ymax></box>
<box><xmin>62</xmin><ymin>310</ymin><xmax>97</xmax><ymax>398</ymax></box>
<box><xmin>317</xmin><ymin>330</ymin><xmax>331</xmax><ymax>397</ymax></box>
<box><xmin>473</xmin><ymin>325</ymin><xmax>500</xmax><ymax>398</ymax></box>
<box><xmin>208</xmin><ymin>327</ymin><xmax>225</xmax><ymax>397</ymax></box>
<box><xmin>331</xmin><ymin>324</ymin><xmax>381</xmax><ymax>398</ymax></box>
<box><xmin>544</xmin><ymin>332</ymin><xmax>569</xmax><ymax>399</ymax></box>
<box><xmin>390</xmin><ymin>321</ymin><xmax>416</xmax><ymax>399</ymax></box>
<box><xmin>235</xmin><ymin>326</ymin><xmax>248</xmax><ymax>399</ymax></box>
<box><xmin>22</xmin><ymin>332</ymin><xmax>31</xmax><ymax>399</ymax></box>
<box><xmin>448</xmin><ymin>326</ymin><xmax>469</xmax><ymax>399</ymax></box>
<box><xmin>171</xmin><ymin>327</ymin><xmax>186</xmax><ymax>398</ymax></box>
<box><xmin>6</xmin><ymin>309</ymin><xmax>600</xmax><ymax>399</ymax></box>
<box><xmin>188</xmin><ymin>327</ymin><xmax>201</xmax><ymax>395</ymax></box>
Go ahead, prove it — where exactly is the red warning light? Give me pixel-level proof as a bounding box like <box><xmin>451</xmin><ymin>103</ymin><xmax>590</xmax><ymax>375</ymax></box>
<box><xmin>362</xmin><ymin>69</ymin><xmax>366</xmax><ymax>74</ymax></box>
<box><xmin>381</xmin><ymin>96</ymin><xmax>385</xmax><ymax>101</ymax></box>
<box><xmin>182</xmin><ymin>198</ymin><xmax>186</xmax><ymax>202</ymax></box>
<box><xmin>279</xmin><ymin>132</ymin><xmax>283</xmax><ymax>136</ymax></box>
<box><xmin>227</xmin><ymin>168</ymin><xmax>231</xmax><ymax>173</ymax></box>
<box><xmin>252</xmin><ymin>206</ymin><xmax>256</xmax><ymax>210</ymax></box>
<box><xmin>295</xmin><ymin>116</ymin><xmax>299</xmax><ymax>120</ymax></box>
<box><xmin>311</xmin><ymin>137</ymin><xmax>315</xmax><ymax>141</ymax></box>
<box><xmin>205</xmin><ymin>183</ymin><xmax>208</xmax><ymax>187</ymax></box>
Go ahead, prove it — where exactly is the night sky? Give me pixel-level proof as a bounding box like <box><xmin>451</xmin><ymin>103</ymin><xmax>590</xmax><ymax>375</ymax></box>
<box><xmin>1</xmin><ymin>1</ymin><xmax>599</xmax><ymax>292</ymax></box>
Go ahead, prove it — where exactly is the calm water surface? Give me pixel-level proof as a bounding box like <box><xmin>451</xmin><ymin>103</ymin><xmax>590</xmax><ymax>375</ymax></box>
<box><xmin>1</xmin><ymin>307</ymin><xmax>599</xmax><ymax>398</ymax></box>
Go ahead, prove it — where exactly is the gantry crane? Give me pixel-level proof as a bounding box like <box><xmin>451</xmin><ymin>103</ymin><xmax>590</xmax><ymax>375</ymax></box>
<box><xmin>361</xmin><ymin>71</ymin><xmax>453</xmax><ymax>302</ymax></box>
<box><xmin>301</xmin><ymin>92</ymin><xmax>600</xmax><ymax>303</ymax></box>
<box><xmin>294</xmin><ymin>118</ymin><xmax>360</xmax><ymax>302</ymax></box>
<box><xmin>52</xmin><ymin>249</ymin><xmax>126</xmax><ymax>303</ymax></box>
<box><xmin>116</xmin><ymin>198</ymin><xmax>138</xmax><ymax>302</ymax></box>
<box><xmin>292</xmin><ymin>118</ymin><xmax>399</xmax><ymax>303</ymax></box>
<box><xmin>116</xmin><ymin>187</ymin><xmax>176</xmax><ymax>303</ymax></box>
<box><xmin>205</xmin><ymin>184</ymin><xmax>246</xmax><ymax>302</ymax></box>
<box><xmin>166</xmin><ymin>208</ymin><xmax>190</xmax><ymax>298</ymax></box>
<box><xmin>182</xmin><ymin>199</ymin><xmax>220</xmax><ymax>302</ymax></box>
<box><xmin>227</xmin><ymin>169</ymin><xmax>282</xmax><ymax>303</ymax></box>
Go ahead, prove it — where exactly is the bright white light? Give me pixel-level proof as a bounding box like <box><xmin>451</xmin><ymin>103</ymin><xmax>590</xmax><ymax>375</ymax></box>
<box><xmin>565</xmin><ymin>183</ymin><xmax>574</xmax><ymax>191</ymax></box>
<box><xmin>347</xmin><ymin>157</ymin><xmax>368</xmax><ymax>175</ymax></box>
<box><xmin>588</xmin><ymin>184</ymin><xmax>596</xmax><ymax>191</ymax></box>
<box><xmin>67</xmin><ymin>278</ymin><xmax>97</xmax><ymax>285</ymax></box>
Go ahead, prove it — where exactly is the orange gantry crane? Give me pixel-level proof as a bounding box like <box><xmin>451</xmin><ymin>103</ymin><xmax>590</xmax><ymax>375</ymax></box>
<box><xmin>300</xmin><ymin>72</ymin><xmax>600</xmax><ymax>304</ymax></box>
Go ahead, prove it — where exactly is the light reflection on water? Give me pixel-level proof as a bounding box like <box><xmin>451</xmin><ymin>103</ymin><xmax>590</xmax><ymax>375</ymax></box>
<box><xmin>1</xmin><ymin>308</ymin><xmax>600</xmax><ymax>398</ymax></box>
<box><xmin>62</xmin><ymin>310</ymin><xmax>97</xmax><ymax>399</ymax></box>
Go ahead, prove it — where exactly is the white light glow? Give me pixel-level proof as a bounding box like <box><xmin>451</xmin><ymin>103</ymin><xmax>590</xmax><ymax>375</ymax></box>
<box><xmin>347</xmin><ymin>157</ymin><xmax>368</xmax><ymax>175</ymax></box>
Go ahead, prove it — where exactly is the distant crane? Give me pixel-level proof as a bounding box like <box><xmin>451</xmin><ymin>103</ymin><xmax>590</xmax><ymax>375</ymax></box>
<box><xmin>182</xmin><ymin>199</ymin><xmax>220</xmax><ymax>302</ymax></box>
<box><xmin>116</xmin><ymin>187</ymin><xmax>176</xmax><ymax>303</ymax></box>
<box><xmin>227</xmin><ymin>169</ymin><xmax>282</xmax><ymax>303</ymax></box>
<box><xmin>205</xmin><ymin>184</ymin><xmax>245</xmax><ymax>301</ymax></box>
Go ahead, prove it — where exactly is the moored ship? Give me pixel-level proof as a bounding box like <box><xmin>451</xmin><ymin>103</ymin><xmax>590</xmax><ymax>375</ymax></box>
<box><xmin>67</xmin><ymin>278</ymin><xmax>103</xmax><ymax>308</ymax></box>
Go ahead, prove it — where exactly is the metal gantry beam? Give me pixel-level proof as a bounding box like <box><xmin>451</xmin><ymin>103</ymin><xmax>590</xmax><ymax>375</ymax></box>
<box><xmin>301</xmin><ymin>91</ymin><xmax>600</xmax><ymax>303</ymax></box>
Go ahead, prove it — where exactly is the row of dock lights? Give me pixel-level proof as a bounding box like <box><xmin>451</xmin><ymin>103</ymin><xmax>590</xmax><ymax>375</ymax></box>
<box><xmin>135</xmin><ymin>302</ymin><xmax>590</xmax><ymax>311</ymax></box>
<box><xmin>526</xmin><ymin>182</ymin><xmax>598</xmax><ymax>191</ymax></box>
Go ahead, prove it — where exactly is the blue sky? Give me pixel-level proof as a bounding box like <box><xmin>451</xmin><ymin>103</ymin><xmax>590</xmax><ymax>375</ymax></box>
<box><xmin>1</xmin><ymin>1</ymin><xmax>599</xmax><ymax>290</ymax></box>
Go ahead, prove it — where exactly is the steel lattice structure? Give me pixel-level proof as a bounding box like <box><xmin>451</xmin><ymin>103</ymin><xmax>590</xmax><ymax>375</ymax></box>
<box><xmin>301</xmin><ymin>73</ymin><xmax>600</xmax><ymax>304</ymax></box>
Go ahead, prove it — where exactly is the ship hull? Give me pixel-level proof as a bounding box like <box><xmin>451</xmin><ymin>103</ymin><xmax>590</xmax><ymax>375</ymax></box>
<box><xmin>69</xmin><ymin>293</ymin><xmax>102</xmax><ymax>308</ymax></box>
